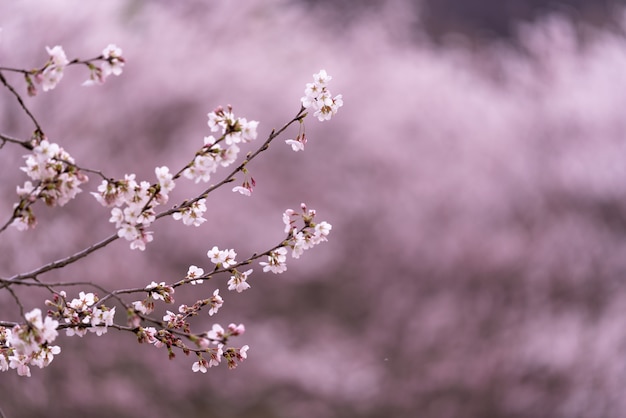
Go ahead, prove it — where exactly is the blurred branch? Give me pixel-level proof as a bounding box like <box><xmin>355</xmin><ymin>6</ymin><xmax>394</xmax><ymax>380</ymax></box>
<box><xmin>0</xmin><ymin>133</ymin><xmax>33</xmax><ymax>151</ymax></box>
<box><xmin>0</xmin><ymin>71</ymin><xmax>43</xmax><ymax>135</ymax></box>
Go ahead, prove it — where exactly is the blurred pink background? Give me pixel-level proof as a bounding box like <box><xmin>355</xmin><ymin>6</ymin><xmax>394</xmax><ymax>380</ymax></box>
<box><xmin>2</xmin><ymin>1</ymin><xmax>626</xmax><ymax>417</ymax></box>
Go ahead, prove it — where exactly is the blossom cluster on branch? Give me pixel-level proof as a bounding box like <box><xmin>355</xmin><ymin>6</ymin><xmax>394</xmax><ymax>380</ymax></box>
<box><xmin>0</xmin><ymin>42</ymin><xmax>342</xmax><ymax>376</ymax></box>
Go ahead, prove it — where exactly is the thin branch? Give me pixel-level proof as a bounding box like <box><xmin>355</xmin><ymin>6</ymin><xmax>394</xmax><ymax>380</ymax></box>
<box><xmin>0</xmin><ymin>132</ymin><xmax>33</xmax><ymax>151</ymax></box>
<box><xmin>2</xmin><ymin>233</ymin><xmax>119</xmax><ymax>285</ymax></box>
<box><xmin>5</xmin><ymin>286</ymin><xmax>25</xmax><ymax>319</ymax></box>
<box><xmin>0</xmin><ymin>54</ymin><xmax>105</xmax><ymax>75</ymax></box>
<box><xmin>0</xmin><ymin>215</ymin><xmax>16</xmax><ymax>235</ymax></box>
<box><xmin>0</xmin><ymin>71</ymin><xmax>43</xmax><ymax>134</ymax></box>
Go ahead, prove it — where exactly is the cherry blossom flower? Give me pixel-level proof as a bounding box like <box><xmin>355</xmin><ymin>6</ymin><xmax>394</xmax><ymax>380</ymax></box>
<box><xmin>9</xmin><ymin>355</ymin><xmax>31</xmax><ymax>377</ymax></box>
<box><xmin>282</xmin><ymin>208</ymin><xmax>296</xmax><ymax>233</ymax></box>
<box><xmin>192</xmin><ymin>357</ymin><xmax>209</xmax><ymax>373</ymax></box>
<box><xmin>207</xmin><ymin>106</ymin><xmax>259</xmax><ymax>145</ymax></box>
<box><xmin>137</xmin><ymin>327</ymin><xmax>159</xmax><ymax>345</ymax></box>
<box><xmin>101</xmin><ymin>44</ymin><xmax>124</xmax><ymax>77</ymax></box>
<box><xmin>313</xmin><ymin>93</ymin><xmax>343</xmax><ymax>122</ymax></box>
<box><xmin>207</xmin><ymin>246</ymin><xmax>237</xmax><ymax>268</ymax></box>
<box><xmin>39</xmin><ymin>45</ymin><xmax>69</xmax><ymax>91</ymax></box>
<box><xmin>132</xmin><ymin>300</ymin><xmax>151</xmax><ymax>315</ymax></box>
<box><xmin>227</xmin><ymin>269</ymin><xmax>252</xmax><ymax>293</ymax></box>
<box><xmin>69</xmin><ymin>292</ymin><xmax>96</xmax><ymax>310</ymax></box>
<box><xmin>311</xmin><ymin>221</ymin><xmax>332</xmax><ymax>245</ymax></box>
<box><xmin>30</xmin><ymin>345</ymin><xmax>61</xmax><ymax>368</ymax></box>
<box><xmin>155</xmin><ymin>166</ymin><xmax>175</xmax><ymax>198</ymax></box>
<box><xmin>260</xmin><ymin>247</ymin><xmax>288</xmax><ymax>274</ymax></box>
<box><xmin>238</xmin><ymin>118</ymin><xmax>259</xmax><ymax>143</ymax></box>
<box><xmin>89</xmin><ymin>307</ymin><xmax>115</xmax><ymax>336</ymax></box>
<box><xmin>285</xmin><ymin>138</ymin><xmax>305</xmax><ymax>152</ymax></box>
<box><xmin>15</xmin><ymin>180</ymin><xmax>35</xmax><ymax>199</ymax></box>
<box><xmin>163</xmin><ymin>310</ymin><xmax>185</xmax><ymax>329</ymax></box>
<box><xmin>0</xmin><ymin>354</ymin><xmax>8</xmax><ymax>373</ymax></box>
<box><xmin>206</xmin><ymin>323</ymin><xmax>225</xmax><ymax>343</ymax></box>
<box><xmin>232</xmin><ymin>176</ymin><xmax>255</xmax><ymax>196</ymax></box>
<box><xmin>183</xmin><ymin>153</ymin><xmax>219</xmax><ymax>183</ymax></box>
<box><xmin>223</xmin><ymin>345</ymin><xmax>249</xmax><ymax>369</ymax></box>
<box><xmin>172</xmin><ymin>199</ymin><xmax>207</xmax><ymax>226</ymax></box>
<box><xmin>83</xmin><ymin>44</ymin><xmax>125</xmax><ymax>86</ymax></box>
<box><xmin>186</xmin><ymin>265</ymin><xmax>205</xmax><ymax>285</ymax></box>
<box><xmin>301</xmin><ymin>70</ymin><xmax>343</xmax><ymax>121</ymax></box>
<box><xmin>65</xmin><ymin>327</ymin><xmax>88</xmax><ymax>338</ymax></box>
<box><xmin>207</xmin><ymin>344</ymin><xmax>224</xmax><ymax>367</ymax></box>
<box><xmin>219</xmin><ymin>143</ymin><xmax>240</xmax><ymax>167</ymax></box>
<box><xmin>290</xmin><ymin>230</ymin><xmax>308</xmax><ymax>259</ymax></box>
<box><xmin>232</xmin><ymin>185</ymin><xmax>251</xmax><ymax>196</ymax></box>
<box><xmin>227</xmin><ymin>323</ymin><xmax>245</xmax><ymax>336</ymax></box>
<box><xmin>92</xmin><ymin>180</ymin><xmax>124</xmax><ymax>207</ymax></box>
<box><xmin>208</xmin><ymin>289</ymin><xmax>223</xmax><ymax>316</ymax></box>
<box><xmin>11</xmin><ymin>212</ymin><xmax>36</xmax><ymax>231</ymax></box>
<box><xmin>239</xmin><ymin>345</ymin><xmax>249</xmax><ymax>360</ymax></box>
<box><xmin>145</xmin><ymin>281</ymin><xmax>175</xmax><ymax>303</ymax></box>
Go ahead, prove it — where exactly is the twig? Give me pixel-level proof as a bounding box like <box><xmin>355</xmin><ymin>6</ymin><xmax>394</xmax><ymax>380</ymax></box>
<box><xmin>2</xmin><ymin>233</ymin><xmax>119</xmax><ymax>285</ymax></box>
<box><xmin>0</xmin><ymin>132</ymin><xmax>33</xmax><ymax>150</ymax></box>
<box><xmin>0</xmin><ymin>71</ymin><xmax>43</xmax><ymax>134</ymax></box>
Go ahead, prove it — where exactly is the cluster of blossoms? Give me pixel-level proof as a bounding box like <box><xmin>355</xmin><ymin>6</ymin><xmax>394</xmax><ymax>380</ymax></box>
<box><xmin>131</xmin><ymin>281</ymin><xmax>176</xmax><ymax>315</ymax></box>
<box><xmin>92</xmin><ymin>167</ymin><xmax>176</xmax><ymax>250</ymax></box>
<box><xmin>83</xmin><ymin>44</ymin><xmax>125</xmax><ymax>86</ymax></box>
<box><xmin>172</xmin><ymin>198</ymin><xmax>207</xmax><ymax>227</ymax></box>
<box><xmin>260</xmin><ymin>203</ymin><xmax>332</xmax><ymax>273</ymax></box>
<box><xmin>183</xmin><ymin>106</ymin><xmax>258</xmax><ymax>189</ymax></box>
<box><xmin>285</xmin><ymin>69</ymin><xmax>342</xmax><ymax>152</ymax></box>
<box><xmin>206</xmin><ymin>246</ymin><xmax>252</xmax><ymax>293</ymax></box>
<box><xmin>300</xmin><ymin>69</ymin><xmax>343</xmax><ymax>122</ymax></box>
<box><xmin>130</xmin><ymin>269</ymin><xmax>247</xmax><ymax>372</ymax></box>
<box><xmin>36</xmin><ymin>45</ymin><xmax>69</xmax><ymax>92</ymax></box>
<box><xmin>13</xmin><ymin>139</ymin><xmax>88</xmax><ymax>231</ymax></box>
<box><xmin>92</xmin><ymin>107</ymin><xmax>259</xmax><ymax>249</ymax></box>
<box><xmin>0</xmin><ymin>308</ymin><xmax>60</xmax><ymax>377</ymax></box>
<box><xmin>47</xmin><ymin>291</ymin><xmax>116</xmax><ymax>337</ymax></box>
<box><xmin>192</xmin><ymin>323</ymin><xmax>249</xmax><ymax>372</ymax></box>
<box><xmin>27</xmin><ymin>44</ymin><xmax>125</xmax><ymax>95</ymax></box>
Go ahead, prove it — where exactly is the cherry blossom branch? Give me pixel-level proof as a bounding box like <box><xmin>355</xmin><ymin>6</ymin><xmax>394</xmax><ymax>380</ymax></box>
<box><xmin>0</xmin><ymin>107</ymin><xmax>300</xmax><ymax>285</ymax></box>
<box><xmin>0</xmin><ymin>56</ymin><xmax>340</xmax><ymax>377</ymax></box>
<box><xmin>0</xmin><ymin>55</ymin><xmax>104</xmax><ymax>75</ymax></box>
<box><xmin>162</xmin><ymin>107</ymin><xmax>306</xmax><ymax>216</ymax></box>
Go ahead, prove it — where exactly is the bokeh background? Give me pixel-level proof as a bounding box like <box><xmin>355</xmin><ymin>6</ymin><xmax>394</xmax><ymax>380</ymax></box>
<box><xmin>2</xmin><ymin>1</ymin><xmax>626</xmax><ymax>417</ymax></box>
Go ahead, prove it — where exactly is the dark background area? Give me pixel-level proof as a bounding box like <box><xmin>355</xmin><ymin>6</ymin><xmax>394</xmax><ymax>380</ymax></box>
<box><xmin>302</xmin><ymin>0</ymin><xmax>626</xmax><ymax>41</ymax></box>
